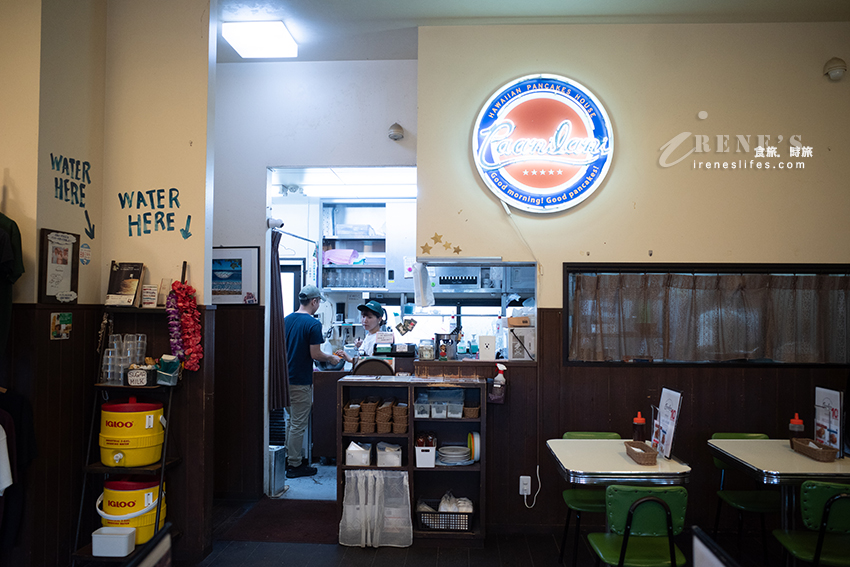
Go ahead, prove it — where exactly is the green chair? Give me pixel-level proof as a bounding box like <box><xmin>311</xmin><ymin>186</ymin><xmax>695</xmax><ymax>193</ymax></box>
<box><xmin>711</xmin><ymin>433</ymin><xmax>780</xmax><ymax>563</ymax></box>
<box><xmin>559</xmin><ymin>431</ymin><xmax>622</xmax><ymax>566</ymax></box>
<box><xmin>773</xmin><ymin>481</ymin><xmax>850</xmax><ymax>567</ymax></box>
<box><xmin>587</xmin><ymin>485</ymin><xmax>688</xmax><ymax>567</ymax></box>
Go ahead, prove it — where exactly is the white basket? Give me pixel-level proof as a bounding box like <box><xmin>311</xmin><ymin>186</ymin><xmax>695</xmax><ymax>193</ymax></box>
<box><xmin>415</xmin><ymin>446</ymin><xmax>435</xmax><ymax>468</ymax></box>
<box><xmin>345</xmin><ymin>442</ymin><xmax>372</xmax><ymax>466</ymax></box>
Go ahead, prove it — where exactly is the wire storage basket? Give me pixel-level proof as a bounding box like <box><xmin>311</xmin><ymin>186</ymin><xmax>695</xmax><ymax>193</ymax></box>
<box><xmin>416</xmin><ymin>500</ymin><xmax>473</xmax><ymax>532</ymax></box>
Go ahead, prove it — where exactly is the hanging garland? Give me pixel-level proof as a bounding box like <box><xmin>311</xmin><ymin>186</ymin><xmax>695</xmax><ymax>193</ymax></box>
<box><xmin>166</xmin><ymin>280</ymin><xmax>204</xmax><ymax>371</ymax></box>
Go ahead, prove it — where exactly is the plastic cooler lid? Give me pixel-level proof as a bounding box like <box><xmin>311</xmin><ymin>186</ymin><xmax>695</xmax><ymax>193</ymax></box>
<box><xmin>104</xmin><ymin>479</ymin><xmax>160</xmax><ymax>490</ymax></box>
<box><xmin>102</xmin><ymin>396</ymin><xmax>162</xmax><ymax>412</ymax></box>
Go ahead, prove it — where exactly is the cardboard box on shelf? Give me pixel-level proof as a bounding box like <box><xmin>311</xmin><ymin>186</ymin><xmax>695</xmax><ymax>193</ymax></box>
<box><xmin>508</xmin><ymin>328</ymin><xmax>536</xmax><ymax>361</ymax></box>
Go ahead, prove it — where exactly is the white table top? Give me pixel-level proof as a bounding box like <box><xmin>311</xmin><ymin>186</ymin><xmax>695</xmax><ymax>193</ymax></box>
<box><xmin>546</xmin><ymin>439</ymin><xmax>691</xmax><ymax>485</ymax></box>
<box><xmin>707</xmin><ymin>439</ymin><xmax>850</xmax><ymax>485</ymax></box>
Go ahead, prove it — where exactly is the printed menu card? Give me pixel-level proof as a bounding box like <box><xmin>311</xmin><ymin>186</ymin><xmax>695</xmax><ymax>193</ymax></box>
<box><xmin>814</xmin><ymin>386</ymin><xmax>844</xmax><ymax>457</ymax></box>
<box><xmin>651</xmin><ymin>387</ymin><xmax>683</xmax><ymax>459</ymax></box>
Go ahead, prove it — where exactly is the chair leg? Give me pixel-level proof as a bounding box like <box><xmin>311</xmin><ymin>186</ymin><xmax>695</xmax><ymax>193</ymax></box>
<box><xmin>559</xmin><ymin>508</ymin><xmax>573</xmax><ymax>565</ymax></box>
<box><xmin>713</xmin><ymin>498</ymin><xmax>723</xmax><ymax>539</ymax></box>
<box><xmin>572</xmin><ymin>511</ymin><xmax>582</xmax><ymax>567</ymax></box>
<box><xmin>760</xmin><ymin>513</ymin><xmax>768</xmax><ymax>566</ymax></box>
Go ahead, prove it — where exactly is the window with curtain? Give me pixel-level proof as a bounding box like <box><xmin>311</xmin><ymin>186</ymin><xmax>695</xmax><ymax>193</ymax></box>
<box><xmin>564</xmin><ymin>264</ymin><xmax>850</xmax><ymax>364</ymax></box>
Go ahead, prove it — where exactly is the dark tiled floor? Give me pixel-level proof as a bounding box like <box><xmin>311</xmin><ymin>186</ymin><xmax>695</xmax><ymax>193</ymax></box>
<box><xmin>189</xmin><ymin>500</ymin><xmax>782</xmax><ymax>567</ymax></box>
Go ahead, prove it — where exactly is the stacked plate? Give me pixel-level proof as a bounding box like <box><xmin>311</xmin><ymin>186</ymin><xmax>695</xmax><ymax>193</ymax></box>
<box><xmin>436</xmin><ymin>445</ymin><xmax>472</xmax><ymax>466</ymax></box>
<box><xmin>467</xmin><ymin>432</ymin><xmax>481</xmax><ymax>462</ymax></box>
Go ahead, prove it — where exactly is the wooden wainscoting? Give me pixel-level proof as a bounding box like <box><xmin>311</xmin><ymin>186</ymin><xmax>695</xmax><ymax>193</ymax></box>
<box><xmin>2</xmin><ymin>303</ymin><xmax>216</xmax><ymax>567</ymax></box>
<box><xmin>417</xmin><ymin>309</ymin><xmax>849</xmax><ymax>536</ymax></box>
<box><xmin>212</xmin><ymin>305</ymin><xmax>264</xmax><ymax>501</ymax></box>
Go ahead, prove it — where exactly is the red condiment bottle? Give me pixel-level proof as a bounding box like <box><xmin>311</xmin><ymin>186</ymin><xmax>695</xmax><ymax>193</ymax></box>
<box><xmin>633</xmin><ymin>411</ymin><xmax>646</xmax><ymax>442</ymax></box>
<box><xmin>789</xmin><ymin>413</ymin><xmax>804</xmax><ymax>448</ymax></box>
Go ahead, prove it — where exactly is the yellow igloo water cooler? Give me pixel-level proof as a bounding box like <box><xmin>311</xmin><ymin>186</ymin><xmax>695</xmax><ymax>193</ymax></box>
<box><xmin>97</xmin><ymin>478</ymin><xmax>166</xmax><ymax>544</ymax></box>
<box><xmin>99</xmin><ymin>397</ymin><xmax>164</xmax><ymax>467</ymax></box>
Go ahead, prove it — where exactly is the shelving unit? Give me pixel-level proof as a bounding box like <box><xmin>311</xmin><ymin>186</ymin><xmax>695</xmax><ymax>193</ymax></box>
<box><xmin>72</xmin><ymin>383</ymin><xmax>179</xmax><ymax>565</ymax></box>
<box><xmin>337</xmin><ymin>375</ymin><xmax>486</xmax><ymax>540</ymax></box>
<box><xmin>72</xmin><ymin>308</ymin><xmax>180</xmax><ymax>565</ymax></box>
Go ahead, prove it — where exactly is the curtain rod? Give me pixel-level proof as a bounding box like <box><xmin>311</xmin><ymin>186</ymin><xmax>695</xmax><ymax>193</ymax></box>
<box><xmin>272</xmin><ymin>227</ymin><xmax>316</xmax><ymax>245</ymax></box>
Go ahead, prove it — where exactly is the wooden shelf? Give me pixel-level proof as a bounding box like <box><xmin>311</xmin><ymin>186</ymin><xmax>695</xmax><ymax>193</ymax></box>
<box><xmin>337</xmin><ymin>376</ymin><xmax>487</xmax><ymax>540</ymax></box>
<box><xmin>413</xmin><ymin>418</ymin><xmax>481</xmax><ymax>423</ymax></box>
<box><xmin>341</xmin><ymin>432</ymin><xmax>408</xmax><ymax>439</ymax></box>
<box><xmin>414</xmin><ymin>464</ymin><xmax>481</xmax><ymax>472</ymax></box>
<box><xmin>85</xmin><ymin>456</ymin><xmax>181</xmax><ymax>475</ymax></box>
<box><xmin>72</xmin><ymin>530</ymin><xmax>180</xmax><ymax>563</ymax></box>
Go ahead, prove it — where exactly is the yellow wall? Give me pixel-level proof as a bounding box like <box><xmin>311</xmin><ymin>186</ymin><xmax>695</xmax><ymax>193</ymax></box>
<box><xmin>101</xmin><ymin>0</ymin><xmax>214</xmax><ymax>303</ymax></box>
<box><xmin>36</xmin><ymin>0</ymin><xmax>106</xmax><ymax>304</ymax></box>
<box><xmin>417</xmin><ymin>23</ymin><xmax>850</xmax><ymax>307</ymax></box>
<box><xmin>0</xmin><ymin>0</ymin><xmax>43</xmax><ymax>303</ymax></box>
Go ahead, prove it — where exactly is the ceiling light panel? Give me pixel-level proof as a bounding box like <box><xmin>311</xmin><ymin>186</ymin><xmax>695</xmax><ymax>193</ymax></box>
<box><xmin>222</xmin><ymin>21</ymin><xmax>298</xmax><ymax>58</ymax></box>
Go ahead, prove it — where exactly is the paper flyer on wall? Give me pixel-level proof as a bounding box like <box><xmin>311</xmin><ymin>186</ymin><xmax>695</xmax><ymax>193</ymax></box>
<box><xmin>814</xmin><ymin>386</ymin><xmax>844</xmax><ymax>457</ymax></box>
<box><xmin>651</xmin><ymin>388</ymin><xmax>683</xmax><ymax>459</ymax></box>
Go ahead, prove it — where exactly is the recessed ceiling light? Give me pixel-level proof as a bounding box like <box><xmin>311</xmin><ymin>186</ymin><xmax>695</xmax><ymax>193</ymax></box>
<box><xmin>222</xmin><ymin>21</ymin><xmax>297</xmax><ymax>59</ymax></box>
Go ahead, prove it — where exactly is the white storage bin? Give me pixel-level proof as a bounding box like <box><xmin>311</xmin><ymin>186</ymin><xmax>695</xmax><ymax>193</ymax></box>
<box><xmin>377</xmin><ymin>442</ymin><xmax>402</xmax><ymax>467</ymax></box>
<box><xmin>431</xmin><ymin>401</ymin><xmax>447</xmax><ymax>419</ymax></box>
<box><xmin>414</xmin><ymin>401</ymin><xmax>430</xmax><ymax>418</ymax></box>
<box><xmin>447</xmin><ymin>402</ymin><xmax>463</xmax><ymax>419</ymax></box>
<box><xmin>415</xmin><ymin>446</ymin><xmax>436</xmax><ymax>468</ymax></box>
<box><xmin>92</xmin><ymin>527</ymin><xmax>135</xmax><ymax>557</ymax></box>
<box><xmin>345</xmin><ymin>442</ymin><xmax>372</xmax><ymax>466</ymax></box>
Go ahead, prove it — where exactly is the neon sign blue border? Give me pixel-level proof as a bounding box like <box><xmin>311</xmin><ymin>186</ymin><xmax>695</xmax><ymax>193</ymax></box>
<box><xmin>472</xmin><ymin>73</ymin><xmax>614</xmax><ymax>213</ymax></box>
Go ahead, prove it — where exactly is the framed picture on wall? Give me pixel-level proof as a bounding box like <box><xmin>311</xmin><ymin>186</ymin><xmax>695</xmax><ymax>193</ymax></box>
<box><xmin>38</xmin><ymin>228</ymin><xmax>80</xmax><ymax>304</ymax></box>
<box><xmin>211</xmin><ymin>246</ymin><xmax>260</xmax><ymax>304</ymax></box>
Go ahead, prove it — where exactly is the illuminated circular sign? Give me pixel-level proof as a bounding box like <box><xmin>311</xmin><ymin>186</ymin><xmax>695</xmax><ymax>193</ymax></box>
<box><xmin>472</xmin><ymin>74</ymin><xmax>614</xmax><ymax>213</ymax></box>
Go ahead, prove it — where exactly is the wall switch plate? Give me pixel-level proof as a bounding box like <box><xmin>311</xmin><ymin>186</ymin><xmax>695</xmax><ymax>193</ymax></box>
<box><xmin>519</xmin><ymin>475</ymin><xmax>531</xmax><ymax>496</ymax></box>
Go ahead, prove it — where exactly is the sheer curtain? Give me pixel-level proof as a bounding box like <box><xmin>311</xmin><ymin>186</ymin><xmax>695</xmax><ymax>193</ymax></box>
<box><xmin>268</xmin><ymin>230</ymin><xmax>290</xmax><ymax>410</ymax></box>
<box><xmin>569</xmin><ymin>272</ymin><xmax>850</xmax><ymax>363</ymax></box>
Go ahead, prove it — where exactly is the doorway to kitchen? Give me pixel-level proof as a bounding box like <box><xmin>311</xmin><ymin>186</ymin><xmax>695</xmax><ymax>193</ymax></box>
<box><xmin>266</xmin><ymin>166</ymin><xmax>418</xmax><ymax>502</ymax></box>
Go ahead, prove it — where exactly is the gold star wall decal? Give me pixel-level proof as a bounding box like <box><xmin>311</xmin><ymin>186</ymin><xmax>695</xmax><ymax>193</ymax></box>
<box><xmin>431</xmin><ymin>233</ymin><xmax>443</xmax><ymax>244</ymax></box>
<box><xmin>443</xmin><ymin>241</ymin><xmax>452</xmax><ymax>250</ymax></box>
<box><xmin>420</xmin><ymin>242</ymin><xmax>432</xmax><ymax>254</ymax></box>
<box><xmin>453</xmin><ymin>246</ymin><xmax>462</xmax><ymax>254</ymax></box>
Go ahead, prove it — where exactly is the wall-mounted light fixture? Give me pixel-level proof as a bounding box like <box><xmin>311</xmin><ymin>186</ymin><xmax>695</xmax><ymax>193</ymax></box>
<box><xmin>388</xmin><ymin>123</ymin><xmax>404</xmax><ymax>141</ymax></box>
<box><xmin>823</xmin><ymin>57</ymin><xmax>847</xmax><ymax>81</ymax></box>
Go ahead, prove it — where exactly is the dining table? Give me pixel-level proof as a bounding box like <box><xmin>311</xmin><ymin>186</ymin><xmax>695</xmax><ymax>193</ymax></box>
<box><xmin>707</xmin><ymin>438</ymin><xmax>850</xmax><ymax>529</ymax></box>
<box><xmin>546</xmin><ymin>438</ymin><xmax>691</xmax><ymax>486</ymax></box>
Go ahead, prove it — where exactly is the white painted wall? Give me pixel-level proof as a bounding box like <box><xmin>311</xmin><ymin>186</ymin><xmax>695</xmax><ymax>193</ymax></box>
<box><xmin>214</xmin><ymin>60</ymin><xmax>418</xmax><ymax>303</ymax></box>
<box><xmin>417</xmin><ymin>23</ymin><xmax>850</xmax><ymax>307</ymax></box>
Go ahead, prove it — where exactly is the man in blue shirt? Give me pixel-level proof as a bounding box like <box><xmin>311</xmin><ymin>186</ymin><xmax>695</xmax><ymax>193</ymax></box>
<box><xmin>284</xmin><ymin>284</ymin><xmax>341</xmax><ymax>478</ymax></box>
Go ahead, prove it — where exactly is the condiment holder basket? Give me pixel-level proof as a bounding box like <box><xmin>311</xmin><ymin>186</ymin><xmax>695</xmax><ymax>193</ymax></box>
<box><xmin>624</xmin><ymin>441</ymin><xmax>658</xmax><ymax>466</ymax></box>
<box><xmin>792</xmin><ymin>438</ymin><xmax>838</xmax><ymax>462</ymax></box>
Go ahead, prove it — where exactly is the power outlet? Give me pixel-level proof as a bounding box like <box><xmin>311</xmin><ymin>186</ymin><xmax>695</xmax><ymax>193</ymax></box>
<box><xmin>519</xmin><ymin>475</ymin><xmax>531</xmax><ymax>496</ymax></box>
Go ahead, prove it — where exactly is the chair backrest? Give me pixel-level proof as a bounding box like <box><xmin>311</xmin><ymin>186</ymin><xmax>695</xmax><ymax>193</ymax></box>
<box><xmin>605</xmin><ymin>485</ymin><xmax>688</xmax><ymax>536</ymax></box>
<box><xmin>352</xmin><ymin>358</ymin><xmax>394</xmax><ymax>375</ymax></box>
<box><xmin>801</xmin><ymin>481</ymin><xmax>850</xmax><ymax>533</ymax></box>
<box><xmin>711</xmin><ymin>433</ymin><xmax>768</xmax><ymax>470</ymax></box>
<box><xmin>563</xmin><ymin>431</ymin><xmax>621</xmax><ymax>440</ymax></box>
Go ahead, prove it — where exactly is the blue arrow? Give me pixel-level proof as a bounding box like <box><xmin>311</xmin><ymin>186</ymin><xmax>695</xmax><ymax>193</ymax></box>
<box><xmin>180</xmin><ymin>215</ymin><xmax>192</xmax><ymax>239</ymax></box>
<box><xmin>84</xmin><ymin>210</ymin><xmax>95</xmax><ymax>240</ymax></box>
